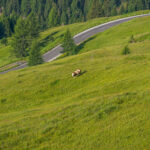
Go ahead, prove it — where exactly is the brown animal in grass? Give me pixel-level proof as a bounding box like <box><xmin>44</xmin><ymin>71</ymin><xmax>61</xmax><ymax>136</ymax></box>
<box><xmin>72</xmin><ymin>69</ymin><xmax>81</xmax><ymax>77</ymax></box>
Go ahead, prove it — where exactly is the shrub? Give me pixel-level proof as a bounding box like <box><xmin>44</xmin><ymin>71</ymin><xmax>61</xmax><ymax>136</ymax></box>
<box><xmin>1</xmin><ymin>38</ymin><xmax>8</xmax><ymax>46</ymax></box>
<box><xmin>129</xmin><ymin>35</ymin><xmax>136</xmax><ymax>43</ymax></box>
<box><xmin>1</xmin><ymin>98</ymin><xmax>7</xmax><ymax>103</ymax></box>
<box><xmin>122</xmin><ymin>45</ymin><xmax>130</xmax><ymax>55</ymax></box>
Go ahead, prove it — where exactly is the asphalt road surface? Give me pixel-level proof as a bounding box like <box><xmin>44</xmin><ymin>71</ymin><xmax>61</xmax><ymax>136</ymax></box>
<box><xmin>1</xmin><ymin>13</ymin><xmax>150</xmax><ymax>74</ymax></box>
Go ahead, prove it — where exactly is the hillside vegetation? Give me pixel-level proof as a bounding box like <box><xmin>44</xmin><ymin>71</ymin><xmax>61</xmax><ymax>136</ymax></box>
<box><xmin>0</xmin><ymin>10</ymin><xmax>150</xmax><ymax>69</ymax></box>
<box><xmin>1</xmin><ymin>0</ymin><xmax>150</xmax><ymax>29</ymax></box>
<box><xmin>0</xmin><ymin>16</ymin><xmax>150</xmax><ymax>150</ymax></box>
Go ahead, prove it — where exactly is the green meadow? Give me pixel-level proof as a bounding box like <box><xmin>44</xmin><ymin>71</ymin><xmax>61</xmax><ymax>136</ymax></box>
<box><xmin>0</xmin><ymin>10</ymin><xmax>150</xmax><ymax>69</ymax></box>
<box><xmin>0</xmin><ymin>15</ymin><xmax>150</xmax><ymax>149</ymax></box>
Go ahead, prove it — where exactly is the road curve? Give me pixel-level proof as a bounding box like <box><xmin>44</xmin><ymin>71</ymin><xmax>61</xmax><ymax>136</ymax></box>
<box><xmin>1</xmin><ymin>13</ymin><xmax>150</xmax><ymax>74</ymax></box>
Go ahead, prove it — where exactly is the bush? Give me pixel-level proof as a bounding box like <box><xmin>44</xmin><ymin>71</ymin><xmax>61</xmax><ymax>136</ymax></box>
<box><xmin>122</xmin><ymin>45</ymin><xmax>130</xmax><ymax>55</ymax></box>
<box><xmin>1</xmin><ymin>98</ymin><xmax>7</xmax><ymax>103</ymax></box>
<box><xmin>1</xmin><ymin>38</ymin><xmax>8</xmax><ymax>46</ymax></box>
<box><xmin>129</xmin><ymin>35</ymin><xmax>136</xmax><ymax>43</ymax></box>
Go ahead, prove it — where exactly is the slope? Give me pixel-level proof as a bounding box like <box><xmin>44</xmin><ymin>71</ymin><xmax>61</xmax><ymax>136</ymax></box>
<box><xmin>0</xmin><ymin>16</ymin><xmax>150</xmax><ymax>150</ymax></box>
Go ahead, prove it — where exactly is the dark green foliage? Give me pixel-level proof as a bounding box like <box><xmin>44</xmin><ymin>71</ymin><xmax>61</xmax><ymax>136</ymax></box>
<box><xmin>0</xmin><ymin>98</ymin><xmax>7</xmax><ymax>104</ymax></box>
<box><xmin>11</xmin><ymin>14</ymin><xmax>39</xmax><ymax>58</ymax></box>
<box><xmin>21</xmin><ymin>0</ymin><xmax>31</xmax><ymax>16</ymax></box>
<box><xmin>9</xmin><ymin>12</ymin><xmax>18</xmax><ymax>33</ymax></box>
<box><xmin>1</xmin><ymin>38</ymin><xmax>8</xmax><ymax>46</ymax></box>
<box><xmin>26</xmin><ymin>13</ymin><xmax>39</xmax><ymax>38</ymax></box>
<box><xmin>0</xmin><ymin>14</ymin><xmax>17</xmax><ymax>38</ymax></box>
<box><xmin>0</xmin><ymin>0</ymin><xmax>149</xmax><ymax>31</ymax></box>
<box><xmin>88</xmin><ymin>0</ymin><xmax>103</xmax><ymax>19</ymax></box>
<box><xmin>12</xmin><ymin>18</ymin><xmax>30</xmax><ymax>57</ymax></box>
<box><xmin>120</xmin><ymin>5</ymin><xmax>125</xmax><ymax>15</ymax></box>
<box><xmin>127</xmin><ymin>1</ymin><xmax>136</xmax><ymax>12</ymax></box>
<box><xmin>111</xmin><ymin>6</ymin><xmax>118</xmax><ymax>16</ymax></box>
<box><xmin>62</xmin><ymin>29</ymin><xmax>76</xmax><ymax>55</ymax></box>
<box><xmin>28</xmin><ymin>40</ymin><xmax>43</xmax><ymax>66</ymax></box>
<box><xmin>2</xmin><ymin>16</ymin><xmax>12</xmax><ymax>36</ymax></box>
<box><xmin>122</xmin><ymin>45</ymin><xmax>131</xmax><ymax>55</ymax></box>
<box><xmin>48</xmin><ymin>3</ymin><xmax>59</xmax><ymax>27</ymax></box>
<box><xmin>0</xmin><ymin>21</ymin><xmax>5</xmax><ymax>39</ymax></box>
<box><xmin>0</xmin><ymin>16</ymin><xmax>12</xmax><ymax>37</ymax></box>
<box><xmin>11</xmin><ymin>18</ymin><xmax>29</xmax><ymax>57</ymax></box>
<box><xmin>61</xmin><ymin>12</ymin><xmax>68</xmax><ymax>25</ymax></box>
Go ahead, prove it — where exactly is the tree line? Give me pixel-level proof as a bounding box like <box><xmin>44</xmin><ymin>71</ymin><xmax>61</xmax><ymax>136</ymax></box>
<box><xmin>0</xmin><ymin>0</ymin><xmax>150</xmax><ymax>38</ymax></box>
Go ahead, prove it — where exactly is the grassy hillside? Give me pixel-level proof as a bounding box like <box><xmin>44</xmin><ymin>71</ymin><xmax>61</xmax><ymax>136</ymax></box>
<box><xmin>0</xmin><ymin>16</ymin><xmax>150</xmax><ymax>149</ymax></box>
<box><xmin>0</xmin><ymin>10</ymin><xmax>150</xmax><ymax>69</ymax></box>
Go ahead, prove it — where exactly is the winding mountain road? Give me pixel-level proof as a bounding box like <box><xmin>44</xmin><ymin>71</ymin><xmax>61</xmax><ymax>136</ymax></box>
<box><xmin>1</xmin><ymin>13</ymin><xmax>150</xmax><ymax>74</ymax></box>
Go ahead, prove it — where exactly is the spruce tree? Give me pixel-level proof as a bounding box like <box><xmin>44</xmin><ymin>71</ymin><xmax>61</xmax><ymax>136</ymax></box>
<box><xmin>11</xmin><ymin>18</ymin><xmax>29</xmax><ymax>57</ymax></box>
<box><xmin>21</xmin><ymin>0</ymin><xmax>31</xmax><ymax>16</ymax></box>
<box><xmin>1</xmin><ymin>38</ymin><xmax>8</xmax><ymax>46</ymax></box>
<box><xmin>48</xmin><ymin>3</ymin><xmax>59</xmax><ymax>27</ymax></box>
<box><xmin>88</xmin><ymin>0</ymin><xmax>103</xmax><ymax>19</ymax></box>
<box><xmin>0</xmin><ymin>20</ymin><xmax>5</xmax><ymax>39</ymax></box>
<box><xmin>119</xmin><ymin>5</ymin><xmax>125</xmax><ymax>15</ymax></box>
<box><xmin>62</xmin><ymin>29</ymin><xmax>76</xmax><ymax>55</ymax></box>
<box><xmin>10</xmin><ymin>11</ymin><xmax>18</xmax><ymax>33</ymax></box>
<box><xmin>2</xmin><ymin>16</ymin><xmax>11</xmax><ymax>36</ymax></box>
<box><xmin>26</xmin><ymin>13</ymin><xmax>39</xmax><ymax>38</ymax></box>
<box><xmin>28</xmin><ymin>40</ymin><xmax>43</xmax><ymax>66</ymax></box>
<box><xmin>111</xmin><ymin>6</ymin><xmax>118</xmax><ymax>16</ymax></box>
<box><xmin>12</xmin><ymin>14</ymin><xmax>39</xmax><ymax>58</ymax></box>
<box><xmin>127</xmin><ymin>1</ymin><xmax>135</xmax><ymax>12</ymax></box>
<box><xmin>103</xmin><ymin>0</ymin><xmax>111</xmax><ymax>17</ymax></box>
<box><xmin>61</xmin><ymin>11</ymin><xmax>68</xmax><ymax>25</ymax></box>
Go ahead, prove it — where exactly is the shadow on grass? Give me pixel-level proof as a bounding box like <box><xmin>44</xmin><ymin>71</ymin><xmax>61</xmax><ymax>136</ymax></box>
<box><xmin>59</xmin><ymin>36</ymin><xmax>96</xmax><ymax>59</ymax></box>
<box><xmin>75</xmin><ymin>36</ymin><xmax>96</xmax><ymax>54</ymax></box>
<box><xmin>72</xmin><ymin>70</ymin><xmax>87</xmax><ymax>78</ymax></box>
<box><xmin>79</xmin><ymin>70</ymin><xmax>87</xmax><ymax>77</ymax></box>
<box><xmin>40</xmin><ymin>31</ymin><xmax>59</xmax><ymax>48</ymax></box>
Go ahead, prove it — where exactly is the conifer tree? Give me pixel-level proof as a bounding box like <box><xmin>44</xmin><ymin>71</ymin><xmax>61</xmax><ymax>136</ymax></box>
<box><xmin>1</xmin><ymin>38</ymin><xmax>8</xmax><ymax>46</ymax></box>
<box><xmin>11</xmin><ymin>18</ymin><xmax>29</xmax><ymax>57</ymax></box>
<box><xmin>127</xmin><ymin>1</ymin><xmax>135</xmax><ymax>12</ymax></box>
<box><xmin>26</xmin><ymin>13</ymin><xmax>39</xmax><ymax>38</ymax></box>
<box><xmin>62</xmin><ymin>29</ymin><xmax>76</xmax><ymax>55</ymax></box>
<box><xmin>10</xmin><ymin>11</ymin><xmax>18</xmax><ymax>33</ymax></box>
<box><xmin>120</xmin><ymin>5</ymin><xmax>125</xmax><ymax>14</ymax></box>
<box><xmin>88</xmin><ymin>0</ymin><xmax>103</xmax><ymax>19</ymax></box>
<box><xmin>111</xmin><ymin>6</ymin><xmax>118</xmax><ymax>16</ymax></box>
<box><xmin>0</xmin><ymin>20</ymin><xmax>5</xmax><ymax>39</ymax></box>
<box><xmin>12</xmin><ymin>14</ymin><xmax>39</xmax><ymax>58</ymax></box>
<box><xmin>28</xmin><ymin>40</ymin><xmax>43</xmax><ymax>66</ymax></box>
<box><xmin>103</xmin><ymin>0</ymin><xmax>111</xmax><ymax>16</ymax></box>
<box><xmin>48</xmin><ymin>3</ymin><xmax>59</xmax><ymax>27</ymax></box>
<box><xmin>2</xmin><ymin>16</ymin><xmax>11</xmax><ymax>36</ymax></box>
<box><xmin>21</xmin><ymin>0</ymin><xmax>31</xmax><ymax>16</ymax></box>
<box><xmin>61</xmin><ymin>11</ymin><xmax>68</xmax><ymax>25</ymax></box>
